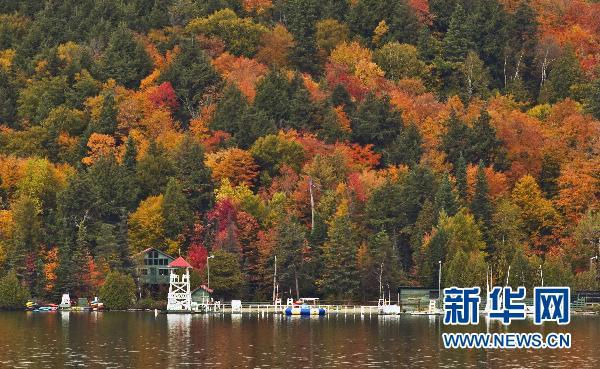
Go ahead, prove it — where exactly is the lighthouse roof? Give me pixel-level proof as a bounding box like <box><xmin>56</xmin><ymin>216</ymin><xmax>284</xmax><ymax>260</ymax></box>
<box><xmin>169</xmin><ymin>256</ymin><xmax>192</xmax><ymax>268</ymax></box>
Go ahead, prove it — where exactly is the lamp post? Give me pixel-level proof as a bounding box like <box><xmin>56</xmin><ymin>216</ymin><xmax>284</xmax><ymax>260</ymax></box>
<box><xmin>207</xmin><ymin>255</ymin><xmax>215</xmax><ymax>289</ymax></box>
<box><xmin>438</xmin><ymin>260</ymin><xmax>442</xmax><ymax>303</ymax></box>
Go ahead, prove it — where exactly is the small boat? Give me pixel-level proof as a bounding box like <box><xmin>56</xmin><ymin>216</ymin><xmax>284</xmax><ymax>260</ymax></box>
<box><xmin>284</xmin><ymin>298</ymin><xmax>326</xmax><ymax>316</ymax></box>
<box><xmin>90</xmin><ymin>297</ymin><xmax>104</xmax><ymax>311</ymax></box>
<box><xmin>34</xmin><ymin>304</ymin><xmax>58</xmax><ymax>312</ymax></box>
<box><xmin>25</xmin><ymin>301</ymin><xmax>38</xmax><ymax>311</ymax></box>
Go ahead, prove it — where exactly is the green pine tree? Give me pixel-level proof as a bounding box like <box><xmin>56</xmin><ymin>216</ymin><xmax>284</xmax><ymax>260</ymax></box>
<box><xmin>254</xmin><ymin>71</ymin><xmax>292</xmax><ymax>127</ymax></box>
<box><xmin>210</xmin><ymin>84</ymin><xmax>248</xmax><ymax>135</ymax></box>
<box><xmin>469</xmin><ymin>109</ymin><xmax>502</xmax><ymax>166</ymax></box>
<box><xmin>162</xmin><ymin>178</ymin><xmax>193</xmax><ymax>241</ymax></box>
<box><xmin>435</xmin><ymin>175</ymin><xmax>459</xmax><ymax>217</ymax></box>
<box><xmin>136</xmin><ymin>140</ymin><xmax>175</xmax><ymax>199</ymax></box>
<box><xmin>96</xmin><ymin>24</ymin><xmax>152</xmax><ymax>88</ymax></box>
<box><xmin>318</xmin><ymin>203</ymin><xmax>360</xmax><ymax>301</ymax></box>
<box><xmin>173</xmin><ymin>135</ymin><xmax>214</xmax><ymax>213</ymax></box>
<box><xmin>455</xmin><ymin>154</ymin><xmax>468</xmax><ymax>201</ymax></box>
<box><xmin>283</xmin><ymin>0</ymin><xmax>321</xmax><ymax>74</ymax></box>
<box><xmin>95</xmin><ymin>91</ymin><xmax>118</xmax><ymax>135</ymax></box>
<box><xmin>275</xmin><ymin>217</ymin><xmax>307</xmax><ymax>300</ymax></box>
<box><xmin>442</xmin><ymin>3</ymin><xmax>474</xmax><ymax>62</ymax></box>
<box><xmin>538</xmin><ymin>153</ymin><xmax>561</xmax><ymax>199</ymax></box>
<box><xmin>158</xmin><ymin>39</ymin><xmax>221</xmax><ymax>121</ymax></box>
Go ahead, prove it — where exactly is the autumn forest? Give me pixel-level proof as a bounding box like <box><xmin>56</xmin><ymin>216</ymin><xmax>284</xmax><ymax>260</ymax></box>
<box><xmin>0</xmin><ymin>0</ymin><xmax>599</xmax><ymax>303</ymax></box>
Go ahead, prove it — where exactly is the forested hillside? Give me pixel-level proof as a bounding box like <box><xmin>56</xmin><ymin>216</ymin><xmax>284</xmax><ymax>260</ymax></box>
<box><xmin>0</xmin><ymin>0</ymin><xmax>598</xmax><ymax>302</ymax></box>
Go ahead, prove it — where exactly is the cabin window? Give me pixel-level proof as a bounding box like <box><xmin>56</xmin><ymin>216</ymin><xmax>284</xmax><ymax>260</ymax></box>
<box><xmin>159</xmin><ymin>268</ymin><xmax>169</xmax><ymax>276</ymax></box>
<box><xmin>140</xmin><ymin>268</ymin><xmax>148</xmax><ymax>275</ymax></box>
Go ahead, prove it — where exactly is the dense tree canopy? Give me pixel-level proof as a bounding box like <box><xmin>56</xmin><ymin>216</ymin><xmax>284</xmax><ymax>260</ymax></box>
<box><xmin>0</xmin><ymin>0</ymin><xmax>598</xmax><ymax>304</ymax></box>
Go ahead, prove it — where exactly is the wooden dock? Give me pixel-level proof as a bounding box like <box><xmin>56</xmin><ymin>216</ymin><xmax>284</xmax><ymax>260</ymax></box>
<box><xmin>199</xmin><ymin>303</ymin><xmax>397</xmax><ymax>316</ymax></box>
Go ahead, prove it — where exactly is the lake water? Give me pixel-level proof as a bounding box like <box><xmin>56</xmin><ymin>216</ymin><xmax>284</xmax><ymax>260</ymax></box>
<box><xmin>0</xmin><ymin>311</ymin><xmax>598</xmax><ymax>368</ymax></box>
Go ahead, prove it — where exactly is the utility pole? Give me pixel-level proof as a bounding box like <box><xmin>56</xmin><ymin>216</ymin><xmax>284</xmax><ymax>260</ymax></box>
<box><xmin>273</xmin><ymin>257</ymin><xmax>277</xmax><ymax>303</ymax></box>
<box><xmin>438</xmin><ymin>260</ymin><xmax>442</xmax><ymax>304</ymax></box>
<box><xmin>207</xmin><ymin>255</ymin><xmax>214</xmax><ymax>289</ymax></box>
<box><xmin>379</xmin><ymin>262</ymin><xmax>383</xmax><ymax>300</ymax></box>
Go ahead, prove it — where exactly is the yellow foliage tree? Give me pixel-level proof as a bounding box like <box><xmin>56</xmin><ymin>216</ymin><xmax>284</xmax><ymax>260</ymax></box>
<box><xmin>128</xmin><ymin>195</ymin><xmax>167</xmax><ymax>254</ymax></box>
<box><xmin>205</xmin><ymin>148</ymin><xmax>259</xmax><ymax>186</ymax></box>
<box><xmin>82</xmin><ymin>133</ymin><xmax>116</xmax><ymax>165</ymax></box>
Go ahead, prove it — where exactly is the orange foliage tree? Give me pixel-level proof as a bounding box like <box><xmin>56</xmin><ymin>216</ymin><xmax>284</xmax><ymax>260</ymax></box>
<box><xmin>205</xmin><ymin>148</ymin><xmax>259</xmax><ymax>186</ymax></box>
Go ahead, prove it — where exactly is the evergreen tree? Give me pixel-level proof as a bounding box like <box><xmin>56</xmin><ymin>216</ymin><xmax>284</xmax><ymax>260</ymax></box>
<box><xmin>351</xmin><ymin>93</ymin><xmax>403</xmax><ymax>152</ymax></box>
<box><xmin>173</xmin><ymin>135</ymin><xmax>214</xmax><ymax>214</ymax></box>
<box><xmin>283</xmin><ymin>0</ymin><xmax>321</xmax><ymax>74</ymax></box>
<box><xmin>236</xmin><ymin>106</ymin><xmax>277</xmax><ymax>149</ymax></box>
<box><xmin>275</xmin><ymin>217</ymin><xmax>307</xmax><ymax>300</ymax></box>
<box><xmin>388</xmin><ymin>123</ymin><xmax>423</xmax><ymax>166</ymax></box>
<box><xmin>319</xmin><ymin>202</ymin><xmax>359</xmax><ymax>301</ymax></box>
<box><xmin>442</xmin><ymin>3</ymin><xmax>474</xmax><ymax>62</ymax></box>
<box><xmin>287</xmin><ymin>74</ymin><xmax>320</xmax><ymax>131</ymax></box>
<box><xmin>122</xmin><ymin>135</ymin><xmax>138</xmax><ymax>172</ymax></box>
<box><xmin>162</xmin><ymin>178</ymin><xmax>193</xmax><ymax>241</ymax></box>
<box><xmin>330</xmin><ymin>84</ymin><xmax>355</xmax><ymax>114</ymax></box>
<box><xmin>538</xmin><ymin>154</ymin><xmax>561</xmax><ymax>199</ymax></box>
<box><xmin>470</xmin><ymin>161</ymin><xmax>493</xmax><ymax>249</ymax></box>
<box><xmin>588</xmin><ymin>75</ymin><xmax>600</xmax><ymax>120</ymax></box>
<box><xmin>455</xmin><ymin>154</ymin><xmax>468</xmax><ymax>200</ymax></box>
<box><xmin>209</xmin><ymin>249</ymin><xmax>244</xmax><ymax>300</ymax></box>
<box><xmin>136</xmin><ymin>140</ymin><xmax>176</xmax><ymax>200</ymax></box>
<box><xmin>87</xmin><ymin>156</ymin><xmax>134</xmax><ymax>221</ymax></box>
<box><xmin>121</xmin><ymin>136</ymin><xmax>139</xmax><ymax>209</ymax></box>
<box><xmin>471</xmin><ymin>162</ymin><xmax>492</xmax><ymax>223</ymax></box>
<box><xmin>441</xmin><ymin>110</ymin><xmax>470</xmax><ymax>166</ymax></box>
<box><xmin>0</xmin><ymin>271</ymin><xmax>30</xmax><ymax>310</ymax></box>
<box><xmin>95</xmin><ymin>222</ymin><xmax>120</xmax><ymax>270</ymax></box>
<box><xmin>468</xmin><ymin>0</ymin><xmax>509</xmax><ymax>86</ymax></box>
<box><xmin>0</xmin><ymin>68</ymin><xmax>17</xmax><ymax>128</ymax></box>
<box><xmin>96</xmin><ymin>24</ymin><xmax>152</xmax><ymax>88</ymax></box>
<box><xmin>210</xmin><ymin>84</ymin><xmax>248</xmax><ymax>134</ymax></box>
<box><xmin>95</xmin><ymin>91</ymin><xmax>118</xmax><ymax>135</ymax></box>
<box><xmin>9</xmin><ymin>195</ymin><xmax>41</xmax><ymax>282</ymax></box>
<box><xmin>158</xmin><ymin>39</ymin><xmax>221</xmax><ymax>121</ymax></box>
<box><xmin>429</xmin><ymin>0</ymin><xmax>459</xmax><ymax>33</ymax></box>
<box><xmin>469</xmin><ymin>109</ymin><xmax>501</xmax><ymax>166</ymax></box>
<box><xmin>369</xmin><ymin>230</ymin><xmax>403</xmax><ymax>298</ymax></box>
<box><xmin>435</xmin><ymin>175</ymin><xmax>459</xmax><ymax>217</ymax></box>
<box><xmin>253</xmin><ymin>71</ymin><xmax>292</xmax><ymax>127</ymax></box>
<box><xmin>421</xmin><ymin>224</ymin><xmax>448</xmax><ymax>287</ymax></box>
<box><xmin>320</xmin><ymin>0</ymin><xmax>349</xmax><ymax>21</ymax></box>
<box><xmin>348</xmin><ymin>0</ymin><xmax>420</xmax><ymax>46</ymax></box>
<box><xmin>505</xmin><ymin>0</ymin><xmax>539</xmax><ymax>98</ymax></box>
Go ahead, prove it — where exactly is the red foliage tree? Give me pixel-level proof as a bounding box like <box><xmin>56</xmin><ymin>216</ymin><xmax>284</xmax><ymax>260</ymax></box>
<box><xmin>147</xmin><ymin>82</ymin><xmax>179</xmax><ymax>110</ymax></box>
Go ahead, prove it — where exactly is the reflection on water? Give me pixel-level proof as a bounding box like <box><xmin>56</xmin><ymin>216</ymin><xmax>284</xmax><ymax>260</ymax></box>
<box><xmin>0</xmin><ymin>311</ymin><xmax>598</xmax><ymax>368</ymax></box>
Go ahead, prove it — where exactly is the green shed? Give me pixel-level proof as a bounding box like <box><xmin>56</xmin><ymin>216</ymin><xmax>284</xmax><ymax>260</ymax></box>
<box><xmin>191</xmin><ymin>285</ymin><xmax>213</xmax><ymax>304</ymax></box>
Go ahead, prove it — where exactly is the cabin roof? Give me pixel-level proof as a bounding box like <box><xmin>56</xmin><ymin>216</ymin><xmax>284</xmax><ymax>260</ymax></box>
<box><xmin>134</xmin><ymin>248</ymin><xmax>175</xmax><ymax>260</ymax></box>
<box><xmin>192</xmin><ymin>284</ymin><xmax>213</xmax><ymax>294</ymax></box>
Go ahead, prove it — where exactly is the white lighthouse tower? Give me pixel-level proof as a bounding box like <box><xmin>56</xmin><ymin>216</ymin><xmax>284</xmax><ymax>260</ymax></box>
<box><xmin>167</xmin><ymin>256</ymin><xmax>193</xmax><ymax>312</ymax></box>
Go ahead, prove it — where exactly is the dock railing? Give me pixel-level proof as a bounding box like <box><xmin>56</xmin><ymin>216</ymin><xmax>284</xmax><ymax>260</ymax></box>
<box><xmin>199</xmin><ymin>301</ymin><xmax>388</xmax><ymax>316</ymax></box>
